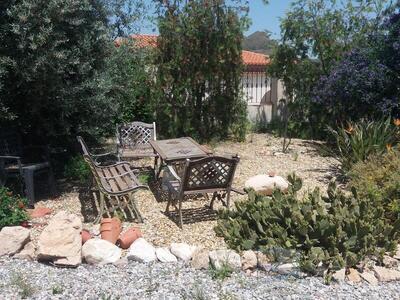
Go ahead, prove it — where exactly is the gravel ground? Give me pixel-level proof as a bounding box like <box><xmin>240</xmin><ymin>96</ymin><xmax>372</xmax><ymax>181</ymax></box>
<box><xmin>0</xmin><ymin>258</ymin><xmax>399</xmax><ymax>300</ymax></box>
<box><xmin>30</xmin><ymin>133</ymin><xmax>339</xmax><ymax>250</ymax></box>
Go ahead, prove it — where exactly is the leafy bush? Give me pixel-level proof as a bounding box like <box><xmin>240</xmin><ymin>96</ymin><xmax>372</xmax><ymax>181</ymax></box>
<box><xmin>0</xmin><ymin>187</ymin><xmax>29</xmax><ymax>229</ymax></box>
<box><xmin>350</xmin><ymin>149</ymin><xmax>400</xmax><ymax>224</ymax></box>
<box><xmin>327</xmin><ymin>118</ymin><xmax>399</xmax><ymax>172</ymax></box>
<box><xmin>154</xmin><ymin>0</ymin><xmax>248</xmax><ymax>142</ymax></box>
<box><xmin>215</xmin><ymin>174</ymin><xmax>400</xmax><ymax>274</ymax></box>
<box><xmin>64</xmin><ymin>156</ymin><xmax>91</xmax><ymax>184</ymax></box>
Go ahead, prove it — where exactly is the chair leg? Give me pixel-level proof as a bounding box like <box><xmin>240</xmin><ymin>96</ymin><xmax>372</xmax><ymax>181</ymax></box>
<box><xmin>209</xmin><ymin>192</ymin><xmax>217</xmax><ymax>210</ymax></box>
<box><xmin>226</xmin><ymin>191</ymin><xmax>231</xmax><ymax>209</ymax></box>
<box><xmin>129</xmin><ymin>193</ymin><xmax>143</xmax><ymax>223</ymax></box>
<box><xmin>95</xmin><ymin>192</ymin><xmax>107</xmax><ymax>223</ymax></box>
<box><xmin>23</xmin><ymin>170</ymin><xmax>35</xmax><ymax>207</ymax></box>
<box><xmin>165</xmin><ymin>191</ymin><xmax>172</xmax><ymax>214</ymax></box>
<box><xmin>178</xmin><ymin>198</ymin><xmax>183</xmax><ymax>229</ymax></box>
<box><xmin>47</xmin><ymin>167</ymin><xmax>57</xmax><ymax>196</ymax></box>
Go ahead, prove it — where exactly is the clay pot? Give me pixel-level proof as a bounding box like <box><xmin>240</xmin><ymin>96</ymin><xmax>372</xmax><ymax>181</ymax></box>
<box><xmin>117</xmin><ymin>227</ymin><xmax>142</xmax><ymax>249</ymax></box>
<box><xmin>81</xmin><ymin>229</ymin><xmax>92</xmax><ymax>245</ymax></box>
<box><xmin>100</xmin><ymin>218</ymin><xmax>122</xmax><ymax>244</ymax></box>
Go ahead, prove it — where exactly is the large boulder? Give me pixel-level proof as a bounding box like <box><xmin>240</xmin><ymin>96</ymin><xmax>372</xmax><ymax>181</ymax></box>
<box><xmin>191</xmin><ymin>248</ymin><xmax>210</xmax><ymax>270</ymax></box>
<box><xmin>156</xmin><ymin>247</ymin><xmax>177</xmax><ymax>263</ymax></box>
<box><xmin>241</xmin><ymin>250</ymin><xmax>257</xmax><ymax>270</ymax></box>
<box><xmin>209</xmin><ymin>249</ymin><xmax>241</xmax><ymax>270</ymax></box>
<box><xmin>127</xmin><ymin>238</ymin><xmax>156</xmax><ymax>263</ymax></box>
<box><xmin>0</xmin><ymin>226</ymin><xmax>30</xmax><ymax>257</ymax></box>
<box><xmin>170</xmin><ymin>243</ymin><xmax>197</xmax><ymax>262</ymax></box>
<box><xmin>82</xmin><ymin>239</ymin><xmax>121</xmax><ymax>265</ymax></box>
<box><xmin>14</xmin><ymin>241</ymin><xmax>35</xmax><ymax>261</ymax></box>
<box><xmin>373</xmin><ymin>266</ymin><xmax>400</xmax><ymax>282</ymax></box>
<box><xmin>37</xmin><ymin>211</ymin><xmax>82</xmax><ymax>267</ymax></box>
<box><xmin>245</xmin><ymin>174</ymin><xmax>289</xmax><ymax>196</ymax></box>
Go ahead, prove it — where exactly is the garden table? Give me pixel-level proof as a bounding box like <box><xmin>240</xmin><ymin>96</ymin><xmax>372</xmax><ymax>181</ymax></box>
<box><xmin>150</xmin><ymin>137</ymin><xmax>213</xmax><ymax>179</ymax></box>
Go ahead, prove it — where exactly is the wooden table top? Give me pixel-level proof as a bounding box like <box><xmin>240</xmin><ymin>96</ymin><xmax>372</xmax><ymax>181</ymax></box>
<box><xmin>150</xmin><ymin>137</ymin><xmax>212</xmax><ymax>162</ymax></box>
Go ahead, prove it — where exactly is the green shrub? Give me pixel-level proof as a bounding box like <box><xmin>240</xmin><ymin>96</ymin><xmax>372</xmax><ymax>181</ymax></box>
<box><xmin>215</xmin><ymin>174</ymin><xmax>400</xmax><ymax>274</ymax></box>
<box><xmin>64</xmin><ymin>156</ymin><xmax>91</xmax><ymax>184</ymax></box>
<box><xmin>327</xmin><ymin>118</ymin><xmax>399</xmax><ymax>172</ymax></box>
<box><xmin>0</xmin><ymin>187</ymin><xmax>28</xmax><ymax>229</ymax></box>
<box><xmin>349</xmin><ymin>149</ymin><xmax>400</xmax><ymax>224</ymax></box>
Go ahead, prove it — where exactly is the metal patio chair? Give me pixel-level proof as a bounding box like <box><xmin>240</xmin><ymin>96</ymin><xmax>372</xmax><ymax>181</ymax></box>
<box><xmin>163</xmin><ymin>155</ymin><xmax>242</xmax><ymax>228</ymax></box>
<box><xmin>0</xmin><ymin>131</ymin><xmax>56</xmax><ymax>206</ymax></box>
<box><xmin>77</xmin><ymin>136</ymin><xmax>148</xmax><ymax>223</ymax></box>
<box><xmin>116</xmin><ymin>121</ymin><xmax>157</xmax><ymax>162</ymax></box>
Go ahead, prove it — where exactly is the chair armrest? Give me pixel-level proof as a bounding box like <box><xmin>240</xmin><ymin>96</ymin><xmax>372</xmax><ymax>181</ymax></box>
<box><xmin>0</xmin><ymin>156</ymin><xmax>23</xmax><ymax>176</ymax></box>
<box><xmin>94</xmin><ymin>161</ymin><xmax>131</xmax><ymax>169</ymax></box>
<box><xmin>0</xmin><ymin>155</ymin><xmax>21</xmax><ymax>160</ymax></box>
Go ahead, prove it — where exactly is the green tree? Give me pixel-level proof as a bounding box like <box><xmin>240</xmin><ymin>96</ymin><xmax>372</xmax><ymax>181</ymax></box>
<box><xmin>267</xmin><ymin>0</ymin><xmax>392</xmax><ymax>139</ymax></box>
<box><xmin>153</xmin><ymin>0</ymin><xmax>248</xmax><ymax>142</ymax></box>
<box><xmin>0</xmin><ymin>0</ymin><xmax>112</xmax><ymax>146</ymax></box>
<box><xmin>106</xmin><ymin>41</ymin><xmax>155</xmax><ymax>125</ymax></box>
<box><xmin>0</xmin><ymin>0</ymin><xmax>149</xmax><ymax>149</ymax></box>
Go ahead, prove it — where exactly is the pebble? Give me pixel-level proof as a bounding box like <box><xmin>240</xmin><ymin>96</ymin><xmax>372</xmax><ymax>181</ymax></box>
<box><xmin>1</xmin><ymin>258</ymin><xmax>400</xmax><ymax>299</ymax></box>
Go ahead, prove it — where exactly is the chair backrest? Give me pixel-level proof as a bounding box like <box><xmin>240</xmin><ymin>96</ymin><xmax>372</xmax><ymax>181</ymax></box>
<box><xmin>181</xmin><ymin>155</ymin><xmax>240</xmax><ymax>193</ymax></box>
<box><xmin>76</xmin><ymin>136</ymin><xmax>90</xmax><ymax>156</ymax></box>
<box><xmin>0</xmin><ymin>131</ymin><xmax>22</xmax><ymax>156</ymax></box>
<box><xmin>76</xmin><ymin>136</ymin><xmax>106</xmax><ymax>190</ymax></box>
<box><xmin>117</xmin><ymin>122</ymin><xmax>156</xmax><ymax>149</ymax></box>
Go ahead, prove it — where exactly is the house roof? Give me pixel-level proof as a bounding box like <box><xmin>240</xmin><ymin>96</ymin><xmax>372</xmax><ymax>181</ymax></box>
<box><xmin>116</xmin><ymin>34</ymin><xmax>270</xmax><ymax>67</ymax></box>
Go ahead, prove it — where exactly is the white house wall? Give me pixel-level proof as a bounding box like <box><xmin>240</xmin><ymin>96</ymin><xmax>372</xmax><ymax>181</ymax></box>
<box><xmin>241</xmin><ymin>72</ymin><xmax>285</xmax><ymax>124</ymax></box>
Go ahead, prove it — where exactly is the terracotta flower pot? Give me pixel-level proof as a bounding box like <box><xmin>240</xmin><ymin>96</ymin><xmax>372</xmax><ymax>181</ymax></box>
<box><xmin>117</xmin><ymin>227</ymin><xmax>142</xmax><ymax>249</ymax></box>
<box><xmin>100</xmin><ymin>218</ymin><xmax>121</xmax><ymax>244</ymax></box>
<box><xmin>81</xmin><ymin>229</ymin><xmax>92</xmax><ymax>245</ymax></box>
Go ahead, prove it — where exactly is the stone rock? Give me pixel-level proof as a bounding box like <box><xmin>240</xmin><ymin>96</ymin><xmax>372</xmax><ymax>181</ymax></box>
<box><xmin>276</xmin><ymin>263</ymin><xmax>296</xmax><ymax>275</ymax></box>
<box><xmin>394</xmin><ymin>245</ymin><xmax>400</xmax><ymax>260</ymax></box>
<box><xmin>156</xmin><ymin>247</ymin><xmax>177</xmax><ymax>263</ymax></box>
<box><xmin>127</xmin><ymin>238</ymin><xmax>156</xmax><ymax>263</ymax></box>
<box><xmin>209</xmin><ymin>249</ymin><xmax>241</xmax><ymax>270</ymax></box>
<box><xmin>28</xmin><ymin>207</ymin><xmax>52</xmax><ymax>219</ymax></box>
<box><xmin>113</xmin><ymin>257</ymin><xmax>129</xmax><ymax>268</ymax></box>
<box><xmin>347</xmin><ymin>268</ymin><xmax>362</xmax><ymax>283</ymax></box>
<box><xmin>244</xmin><ymin>174</ymin><xmax>289</xmax><ymax>196</ymax></box>
<box><xmin>360</xmin><ymin>272</ymin><xmax>378</xmax><ymax>285</ymax></box>
<box><xmin>382</xmin><ymin>255</ymin><xmax>398</xmax><ymax>268</ymax></box>
<box><xmin>82</xmin><ymin>239</ymin><xmax>121</xmax><ymax>265</ymax></box>
<box><xmin>332</xmin><ymin>268</ymin><xmax>346</xmax><ymax>282</ymax></box>
<box><xmin>0</xmin><ymin>226</ymin><xmax>30</xmax><ymax>257</ymax></box>
<box><xmin>373</xmin><ymin>266</ymin><xmax>400</xmax><ymax>282</ymax></box>
<box><xmin>14</xmin><ymin>242</ymin><xmax>35</xmax><ymax>261</ymax></box>
<box><xmin>37</xmin><ymin>211</ymin><xmax>82</xmax><ymax>267</ymax></box>
<box><xmin>170</xmin><ymin>243</ymin><xmax>197</xmax><ymax>262</ymax></box>
<box><xmin>241</xmin><ymin>250</ymin><xmax>257</xmax><ymax>270</ymax></box>
<box><xmin>191</xmin><ymin>248</ymin><xmax>209</xmax><ymax>270</ymax></box>
<box><xmin>256</xmin><ymin>251</ymin><xmax>270</xmax><ymax>268</ymax></box>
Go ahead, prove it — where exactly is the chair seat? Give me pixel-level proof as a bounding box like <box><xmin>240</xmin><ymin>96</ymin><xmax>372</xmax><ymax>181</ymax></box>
<box><xmin>95</xmin><ymin>163</ymin><xmax>141</xmax><ymax>194</ymax></box>
<box><xmin>120</xmin><ymin>147</ymin><xmax>157</xmax><ymax>159</ymax></box>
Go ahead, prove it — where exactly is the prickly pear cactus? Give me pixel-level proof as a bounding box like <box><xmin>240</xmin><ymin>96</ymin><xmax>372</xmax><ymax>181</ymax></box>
<box><xmin>215</xmin><ymin>173</ymin><xmax>400</xmax><ymax>273</ymax></box>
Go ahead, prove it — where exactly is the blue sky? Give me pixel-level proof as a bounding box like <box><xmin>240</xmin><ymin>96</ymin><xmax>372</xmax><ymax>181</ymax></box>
<box><xmin>246</xmin><ymin>0</ymin><xmax>292</xmax><ymax>38</ymax></box>
<box><xmin>141</xmin><ymin>0</ymin><xmax>293</xmax><ymax>39</ymax></box>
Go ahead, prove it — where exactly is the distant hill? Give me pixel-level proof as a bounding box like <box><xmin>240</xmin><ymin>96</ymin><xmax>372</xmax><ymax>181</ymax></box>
<box><xmin>242</xmin><ymin>31</ymin><xmax>278</xmax><ymax>56</ymax></box>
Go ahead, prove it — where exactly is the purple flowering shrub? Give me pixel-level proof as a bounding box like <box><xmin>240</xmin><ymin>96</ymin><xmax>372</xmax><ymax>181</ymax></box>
<box><xmin>313</xmin><ymin>9</ymin><xmax>400</xmax><ymax>123</ymax></box>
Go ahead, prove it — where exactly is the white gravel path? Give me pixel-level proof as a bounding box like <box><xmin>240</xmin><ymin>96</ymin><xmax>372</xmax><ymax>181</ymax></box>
<box><xmin>0</xmin><ymin>258</ymin><xmax>399</xmax><ymax>300</ymax></box>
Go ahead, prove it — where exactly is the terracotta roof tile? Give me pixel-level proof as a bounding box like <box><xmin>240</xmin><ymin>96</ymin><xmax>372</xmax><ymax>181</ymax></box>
<box><xmin>117</xmin><ymin>34</ymin><xmax>270</xmax><ymax>66</ymax></box>
<box><xmin>241</xmin><ymin>50</ymin><xmax>270</xmax><ymax>66</ymax></box>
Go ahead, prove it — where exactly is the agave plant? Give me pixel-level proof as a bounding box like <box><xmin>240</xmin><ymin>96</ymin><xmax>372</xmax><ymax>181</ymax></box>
<box><xmin>327</xmin><ymin>118</ymin><xmax>399</xmax><ymax>172</ymax></box>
